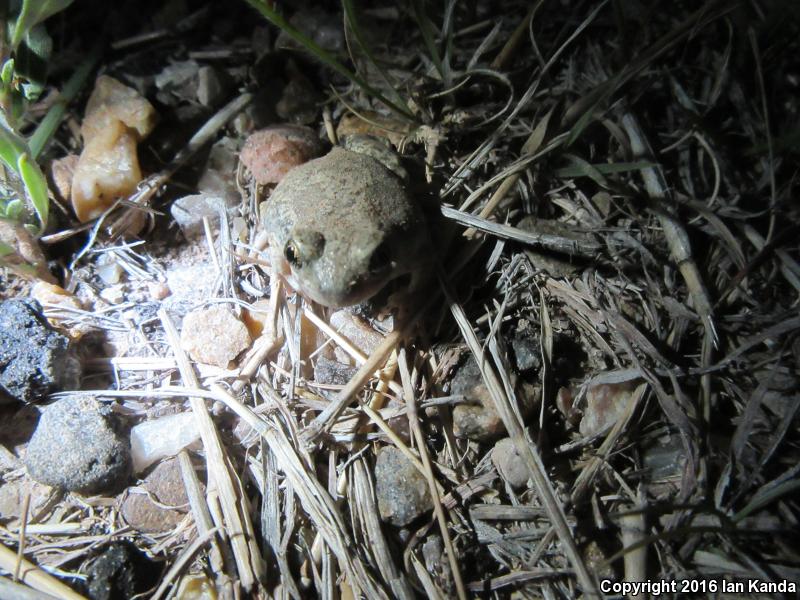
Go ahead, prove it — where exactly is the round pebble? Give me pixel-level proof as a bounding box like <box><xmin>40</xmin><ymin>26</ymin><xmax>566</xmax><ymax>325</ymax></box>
<box><xmin>25</xmin><ymin>395</ymin><xmax>131</xmax><ymax>494</ymax></box>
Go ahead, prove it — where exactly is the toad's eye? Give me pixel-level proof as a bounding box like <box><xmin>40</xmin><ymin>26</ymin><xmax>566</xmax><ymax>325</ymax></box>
<box><xmin>284</xmin><ymin>241</ymin><xmax>301</xmax><ymax>267</ymax></box>
<box><xmin>369</xmin><ymin>241</ymin><xmax>392</xmax><ymax>275</ymax></box>
<box><xmin>284</xmin><ymin>230</ymin><xmax>325</xmax><ymax>269</ymax></box>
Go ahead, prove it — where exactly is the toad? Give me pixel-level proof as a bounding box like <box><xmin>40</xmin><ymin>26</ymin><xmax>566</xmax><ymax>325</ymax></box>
<box><xmin>260</xmin><ymin>136</ymin><xmax>431</xmax><ymax>308</ymax></box>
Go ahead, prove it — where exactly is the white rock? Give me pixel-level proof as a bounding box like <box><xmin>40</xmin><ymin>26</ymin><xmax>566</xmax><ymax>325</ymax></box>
<box><xmin>130</xmin><ymin>412</ymin><xmax>200</xmax><ymax>473</ymax></box>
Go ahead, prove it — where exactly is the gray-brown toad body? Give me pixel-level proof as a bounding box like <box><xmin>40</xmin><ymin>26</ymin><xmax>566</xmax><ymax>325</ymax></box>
<box><xmin>261</xmin><ymin>145</ymin><xmax>430</xmax><ymax>307</ymax></box>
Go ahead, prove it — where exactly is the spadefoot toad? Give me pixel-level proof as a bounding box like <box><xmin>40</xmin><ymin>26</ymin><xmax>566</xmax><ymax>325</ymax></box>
<box><xmin>261</xmin><ymin>141</ymin><xmax>430</xmax><ymax>307</ymax></box>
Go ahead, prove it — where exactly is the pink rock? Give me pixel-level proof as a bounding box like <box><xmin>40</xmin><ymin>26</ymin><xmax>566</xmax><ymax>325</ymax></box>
<box><xmin>239</xmin><ymin>125</ymin><xmax>321</xmax><ymax>185</ymax></box>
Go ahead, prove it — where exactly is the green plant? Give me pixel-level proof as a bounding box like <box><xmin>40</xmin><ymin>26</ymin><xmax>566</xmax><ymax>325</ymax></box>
<box><xmin>0</xmin><ymin>0</ymin><xmax>75</xmax><ymax>235</ymax></box>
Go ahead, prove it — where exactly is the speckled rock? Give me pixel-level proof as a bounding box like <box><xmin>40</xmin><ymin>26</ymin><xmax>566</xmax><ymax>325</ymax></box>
<box><xmin>25</xmin><ymin>395</ymin><xmax>131</xmax><ymax>494</ymax></box>
<box><xmin>314</xmin><ymin>356</ymin><xmax>357</xmax><ymax>386</ymax></box>
<box><xmin>0</xmin><ymin>299</ymin><xmax>81</xmax><ymax>404</ymax></box>
<box><xmin>491</xmin><ymin>437</ymin><xmax>529</xmax><ymax>489</ymax></box>
<box><xmin>180</xmin><ymin>305</ymin><xmax>251</xmax><ymax>368</ymax></box>
<box><xmin>375</xmin><ymin>446</ymin><xmax>432</xmax><ymax>526</ymax></box>
<box><xmin>452</xmin><ymin>404</ymin><xmax>504</xmax><ymax>441</ymax></box>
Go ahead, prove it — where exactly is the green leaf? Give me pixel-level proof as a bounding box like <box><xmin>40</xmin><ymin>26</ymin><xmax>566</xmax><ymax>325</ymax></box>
<box><xmin>0</xmin><ymin>120</ymin><xmax>28</xmax><ymax>168</ymax></box>
<box><xmin>10</xmin><ymin>0</ymin><xmax>74</xmax><ymax>50</ymax></box>
<box><xmin>15</xmin><ymin>23</ymin><xmax>53</xmax><ymax>101</ymax></box>
<box><xmin>2</xmin><ymin>198</ymin><xmax>24</xmax><ymax>219</ymax></box>
<box><xmin>16</xmin><ymin>151</ymin><xmax>48</xmax><ymax>233</ymax></box>
<box><xmin>30</xmin><ymin>44</ymin><xmax>100</xmax><ymax>159</ymax></box>
<box><xmin>1</xmin><ymin>59</ymin><xmax>15</xmax><ymax>86</ymax></box>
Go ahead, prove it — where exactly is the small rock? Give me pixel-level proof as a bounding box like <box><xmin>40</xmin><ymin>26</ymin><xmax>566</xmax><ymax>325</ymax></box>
<box><xmin>422</xmin><ymin>535</ymin><xmax>453</xmax><ymax>596</ymax></box>
<box><xmin>579</xmin><ymin>381</ymin><xmax>638</xmax><ymax>438</ymax></box>
<box><xmin>180</xmin><ymin>305</ymin><xmax>251</xmax><ymax>368</ymax></box>
<box><xmin>242</xmin><ymin>299</ymin><xmax>274</xmax><ymax>339</ymax></box>
<box><xmin>0</xmin><ymin>299</ymin><xmax>81</xmax><ymax>404</ymax></box>
<box><xmin>174</xmin><ymin>574</ymin><xmax>217</xmax><ymax>600</ymax></box>
<box><xmin>452</xmin><ymin>404</ymin><xmax>504</xmax><ymax>441</ymax></box>
<box><xmin>196</xmin><ymin>65</ymin><xmax>227</xmax><ymax>107</ymax></box>
<box><xmin>276</xmin><ymin>7</ymin><xmax>345</xmax><ymax>54</ymax></box>
<box><xmin>25</xmin><ymin>395</ymin><xmax>131</xmax><ymax>494</ymax></box>
<box><xmin>130</xmin><ymin>412</ymin><xmax>200</xmax><ymax>473</ymax></box>
<box><xmin>121</xmin><ymin>458</ymin><xmax>190</xmax><ymax>533</ymax></box>
<box><xmin>375</xmin><ymin>446</ymin><xmax>432</xmax><ymax>526</ymax></box>
<box><xmin>71</xmin><ymin>75</ymin><xmax>157</xmax><ymax>223</ymax></box>
<box><xmin>147</xmin><ymin>282</ymin><xmax>171</xmax><ymax>300</ymax></box>
<box><xmin>276</xmin><ymin>71</ymin><xmax>320</xmax><ymax>124</ymax></box>
<box><xmin>86</xmin><ymin>541</ymin><xmax>160</xmax><ymax>600</ymax></box>
<box><xmin>330</xmin><ymin>310</ymin><xmax>383</xmax><ymax>365</ymax></box>
<box><xmin>511</xmin><ymin>327</ymin><xmax>541</xmax><ymax>373</ymax></box>
<box><xmin>239</xmin><ymin>125</ymin><xmax>321</xmax><ymax>185</ymax></box>
<box><xmin>642</xmin><ymin>434</ymin><xmax>686</xmax><ymax>496</ymax></box>
<box><xmin>491</xmin><ymin>437</ymin><xmax>529</xmax><ymax>489</ymax></box>
<box><xmin>95</xmin><ymin>256</ymin><xmax>124</xmax><ymax>285</ymax></box>
<box><xmin>30</xmin><ymin>281</ymin><xmax>83</xmax><ymax>313</ymax></box>
<box><xmin>197</xmin><ymin>138</ymin><xmax>240</xmax><ymax>204</ymax></box>
<box><xmin>450</xmin><ymin>359</ymin><xmax>503</xmax><ymax>441</ymax></box>
<box><xmin>170</xmin><ymin>193</ymin><xmax>233</xmax><ymax>239</ymax></box>
<box><xmin>314</xmin><ymin>356</ymin><xmax>357</xmax><ymax>386</ymax></box>
<box><xmin>154</xmin><ymin>60</ymin><xmax>199</xmax><ymax>100</ymax></box>
<box><xmin>583</xmin><ymin>541</ymin><xmax>615</xmax><ymax>582</ymax></box>
<box><xmin>99</xmin><ymin>285</ymin><xmax>125</xmax><ymax>305</ymax></box>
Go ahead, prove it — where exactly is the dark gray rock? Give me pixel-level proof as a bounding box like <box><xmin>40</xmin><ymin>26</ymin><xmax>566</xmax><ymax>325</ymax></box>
<box><xmin>25</xmin><ymin>395</ymin><xmax>131</xmax><ymax>494</ymax></box>
<box><xmin>375</xmin><ymin>446</ymin><xmax>432</xmax><ymax>526</ymax></box>
<box><xmin>511</xmin><ymin>328</ymin><xmax>541</xmax><ymax>373</ymax></box>
<box><xmin>86</xmin><ymin>542</ymin><xmax>159</xmax><ymax>600</ymax></box>
<box><xmin>0</xmin><ymin>299</ymin><xmax>81</xmax><ymax>404</ymax></box>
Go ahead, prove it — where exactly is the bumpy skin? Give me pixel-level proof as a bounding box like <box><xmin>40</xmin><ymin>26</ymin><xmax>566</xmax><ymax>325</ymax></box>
<box><xmin>261</xmin><ymin>146</ymin><xmax>429</xmax><ymax>307</ymax></box>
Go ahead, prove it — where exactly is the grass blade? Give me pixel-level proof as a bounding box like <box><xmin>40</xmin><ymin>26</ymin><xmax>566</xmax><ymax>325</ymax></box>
<box><xmin>242</xmin><ymin>0</ymin><xmax>416</xmax><ymax>121</ymax></box>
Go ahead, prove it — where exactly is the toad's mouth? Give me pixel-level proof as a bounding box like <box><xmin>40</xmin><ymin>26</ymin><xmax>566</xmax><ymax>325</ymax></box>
<box><xmin>292</xmin><ymin>273</ymin><xmax>391</xmax><ymax>308</ymax></box>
